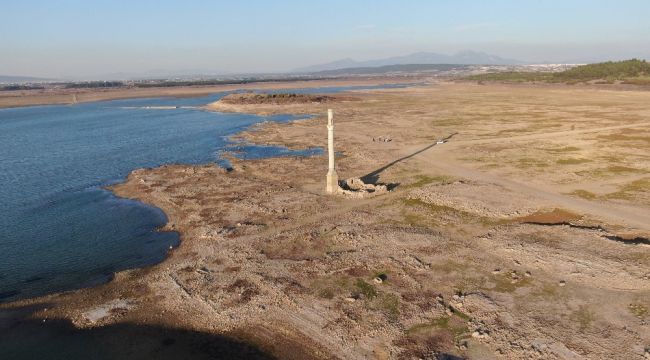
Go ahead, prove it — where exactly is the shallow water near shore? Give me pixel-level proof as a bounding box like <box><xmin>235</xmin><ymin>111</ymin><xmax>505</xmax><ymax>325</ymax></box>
<box><xmin>0</xmin><ymin>84</ymin><xmax>408</xmax><ymax>302</ymax></box>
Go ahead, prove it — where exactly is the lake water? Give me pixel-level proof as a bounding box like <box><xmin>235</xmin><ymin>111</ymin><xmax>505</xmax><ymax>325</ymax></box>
<box><xmin>0</xmin><ymin>84</ymin><xmax>409</xmax><ymax>302</ymax></box>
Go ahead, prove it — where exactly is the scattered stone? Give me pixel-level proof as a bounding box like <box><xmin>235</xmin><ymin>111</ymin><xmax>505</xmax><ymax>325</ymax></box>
<box><xmin>471</xmin><ymin>329</ymin><xmax>491</xmax><ymax>340</ymax></box>
<box><xmin>83</xmin><ymin>299</ymin><xmax>136</xmax><ymax>323</ymax></box>
<box><xmin>445</xmin><ymin>308</ymin><xmax>453</xmax><ymax>316</ymax></box>
<box><xmin>339</xmin><ymin>177</ymin><xmax>389</xmax><ymax>198</ymax></box>
<box><xmin>373</xmin><ymin>136</ymin><xmax>392</xmax><ymax>142</ymax></box>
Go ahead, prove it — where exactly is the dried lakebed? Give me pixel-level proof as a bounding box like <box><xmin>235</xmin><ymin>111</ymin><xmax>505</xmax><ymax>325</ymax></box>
<box><xmin>1</xmin><ymin>82</ymin><xmax>649</xmax><ymax>360</ymax></box>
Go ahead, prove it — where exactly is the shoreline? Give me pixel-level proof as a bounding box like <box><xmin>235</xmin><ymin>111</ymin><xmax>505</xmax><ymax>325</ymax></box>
<box><xmin>2</xmin><ymin>82</ymin><xmax>648</xmax><ymax>359</ymax></box>
<box><xmin>0</xmin><ymin>77</ymin><xmax>421</xmax><ymax>109</ymax></box>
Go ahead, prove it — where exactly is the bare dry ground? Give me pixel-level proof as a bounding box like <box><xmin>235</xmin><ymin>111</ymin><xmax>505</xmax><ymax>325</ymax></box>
<box><xmin>2</xmin><ymin>82</ymin><xmax>649</xmax><ymax>359</ymax></box>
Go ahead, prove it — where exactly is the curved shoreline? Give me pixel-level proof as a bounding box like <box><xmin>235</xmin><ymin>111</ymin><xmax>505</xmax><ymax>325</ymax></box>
<box><xmin>2</xmin><ymin>82</ymin><xmax>649</xmax><ymax>359</ymax></box>
<box><xmin>0</xmin><ymin>77</ymin><xmax>418</xmax><ymax>109</ymax></box>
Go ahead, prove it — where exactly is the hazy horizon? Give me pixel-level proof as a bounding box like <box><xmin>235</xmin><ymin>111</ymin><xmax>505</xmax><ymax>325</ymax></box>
<box><xmin>2</xmin><ymin>0</ymin><xmax>650</xmax><ymax>79</ymax></box>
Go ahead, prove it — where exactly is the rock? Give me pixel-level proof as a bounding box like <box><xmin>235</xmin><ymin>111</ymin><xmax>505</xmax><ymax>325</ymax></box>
<box><xmin>344</xmin><ymin>297</ymin><xmax>356</xmax><ymax>303</ymax></box>
<box><xmin>339</xmin><ymin>177</ymin><xmax>389</xmax><ymax>198</ymax></box>
<box><xmin>492</xmin><ymin>268</ymin><xmax>501</xmax><ymax>274</ymax></box>
<box><xmin>445</xmin><ymin>308</ymin><xmax>453</xmax><ymax>316</ymax></box>
<box><xmin>559</xmin><ymin>280</ymin><xmax>566</xmax><ymax>287</ymax></box>
<box><xmin>373</xmin><ymin>277</ymin><xmax>383</xmax><ymax>284</ymax></box>
<box><xmin>524</xmin><ymin>271</ymin><xmax>532</xmax><ymax>277</ymax></box>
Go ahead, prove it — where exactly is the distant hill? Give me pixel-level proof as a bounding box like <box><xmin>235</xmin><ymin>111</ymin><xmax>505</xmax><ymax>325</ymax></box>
<box><xmin>553</xmin><ymin>59</ymin><xmax>650</xmax><ymax>81</ymax></box>
<box><xmin>294</xmin><ymin>51</ymin><xmax>523</xmax><ymax>73</ymax></box>
<box><xmin>0</xmin><ymin>75</ymin><xmax>54</xmax><ymax>84</ymax></box>
<box><xmin>311</xmin><ymin>64</ymin><xmax>471</xmax><ymax>76</ymax></box>
<box><xmin>467</xmin><ymin>59</ymin><xmax>650</xmax><ymax>84</ymax></box>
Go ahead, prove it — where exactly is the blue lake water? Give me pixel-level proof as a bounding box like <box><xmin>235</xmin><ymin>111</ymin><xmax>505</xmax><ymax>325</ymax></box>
<box><xmin>0</xmin><ymin>84</ymin><xmax>410</xmax><ymax>302</ymax></box>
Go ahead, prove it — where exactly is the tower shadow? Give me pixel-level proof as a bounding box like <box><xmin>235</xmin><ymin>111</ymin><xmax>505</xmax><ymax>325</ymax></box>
<box><xmin>360</xmin><ymin>133</ymin><xmax>457</xmax><ymax>186</ymax></box>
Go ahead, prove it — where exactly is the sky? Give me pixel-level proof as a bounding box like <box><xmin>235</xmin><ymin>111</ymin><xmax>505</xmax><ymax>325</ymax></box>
<box><xmin>1</xmin><ymin>0</ymin><xmax>649</xmax><ymax>79</ymax></box>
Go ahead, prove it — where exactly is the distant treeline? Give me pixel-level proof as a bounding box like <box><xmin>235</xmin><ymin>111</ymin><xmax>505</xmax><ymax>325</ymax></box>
<box><xmin>63</xmin><ymin>81</ymin><xmax>125</xmax><ymax>89</ymax></box>
<box><xmin>1</xmin><ymin>77</ymin><xmax>331</xmax><ymax>91</ymax></box>
<box><xmin>0</xmin><ymin>84</ymin><xmax>46</xmax><ymax>91</ymax></box>
<box><xmin>132</xmin><ymin>77</ymin><xmax>324</xmax><ymax>88</ymax></box>
<box><xmin>467</xmin><ymin>59</ymin><xmax>650</xmax><ymax>84</ymax></box>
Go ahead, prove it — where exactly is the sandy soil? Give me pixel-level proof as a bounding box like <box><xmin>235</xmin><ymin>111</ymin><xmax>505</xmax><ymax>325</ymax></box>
<box><xmin>1</xmin><ymin>82</ymin><xmax>649</xmax><ymax>359</ymax></box>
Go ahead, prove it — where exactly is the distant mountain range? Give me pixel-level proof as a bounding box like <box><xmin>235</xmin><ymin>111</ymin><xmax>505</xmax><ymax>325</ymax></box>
<box><xmin>310</xmin><ymin>64</ymin><xmax>473</xmax><ymax>76</ymax></box>
<box><xmin>293</xmin><ymin>51</ymin><xmax>523</xmax><ymax>73</ymax></box>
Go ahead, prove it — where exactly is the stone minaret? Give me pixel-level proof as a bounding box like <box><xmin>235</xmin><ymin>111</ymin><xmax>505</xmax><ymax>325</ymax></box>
<box><xmin>326</xmin><ymin>109</ymin><xmax>339</xmax><ymax>194</ymax></box>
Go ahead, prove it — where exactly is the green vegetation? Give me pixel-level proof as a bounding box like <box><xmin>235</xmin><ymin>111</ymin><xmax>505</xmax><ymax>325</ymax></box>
<box><xmin>571</xmin><ymin>305</ymin><xmax>596</xmax><ymax>332</ymax></box>
<box><xmin>376</xmin><ymin>293</ymin><xmax>400</xmax><ymax>320</ymax></box>
<box><xmin>354</xmin><ymin>279</ymin><xmax>378</xmax><ymax>299</ymax></box>
<box><xmin>556</xmin><ymin>158</ymin><xmax>591</xmax><ymax>165</ymax></box>
<box><xmin>628</xmin><ymin>303</ymin><xmax>648</xmax><ymax>319</ymax></box>
<box><xmin>0</xmin><ymin>84</ymin><xmax>45</xmax><ymax>91</ymax></box>
<box><xmin>605</xmin><ymin>178</ymin><xmax>650</xmax><ymax>200</ymax></box>
<box><xmin>408</xmin><ymin>315</ymin><xmax>469</xmax><ymax>339</ymax></box>
<box><xmin>133</xmin><ymin>76</ymin><xmax>322</xmax><ymax>88</ymax></box>
<box><xmin>467</xmin><ymin>59</ymin><xmax>650</xmax><ymax>84</ymax></box>
<box><xmin>406</xmin><ymin>174</ymin><xmax>456</xmax><ymax>188</ymax></box>
<box><xmin>64</xmin><ymin>81</ymin><xmax>124</xmax><ymax>89</ymax></box>
<box><xmin>467</xmin><ymin>71</ymin><xmax>553</xmax><ymax>82</ymax></box>
<box><xmin>568</xmin><ymin>189</ymin><xmax>598</xmax><ymax>200</ymax></box>
<box><xmin>545</xmin><ymin>146</ymin><xmax>581</xmax><ymax>153</ymax></box>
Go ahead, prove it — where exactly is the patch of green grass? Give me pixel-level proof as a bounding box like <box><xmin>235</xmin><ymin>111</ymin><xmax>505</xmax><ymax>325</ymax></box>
<box><xmin>408</xmin><ymin>315</ymin><xmax>470</xmax><ymax>339</ymax></box>
<box><xmin>403</xmin><ymin>198</ymin><xmax>459</xmax><ymax>214</ymax></box>
<box><xmin>402</xmin><ymin>198</ymin><xmax>504</xmax><ymax>228</ymax></box>
<box><xmin>571</xmin><ymin>305</ymin><xmax>595</xmax><ymax>332</ymax></box>
<box><xmin>545</xmin><ymin>146</ymin><xmax>581</xmax><ymax>153</ymax></box>
<box><xmin>568</xmin><ymin>189</ymin><xmax>598</xmax><ymax>200</ymax></box>
<box><xmin>628</xmin><ymin>303</ymin><xmax>648</xmax><ymax>319</ymax></box>
<box><xmin>514</xmin><ymin>158</ymin><xmax>550</xmax><ymax>168</ymax></box>
<box><xmin>579</xmin><ymin>166</ymin><xmax>643</xmax><ymax>178</ymax></box>
<box><xmin>535</xmin><ymin>283</ymin><xmax>560</xmax><ymax>298</ymax></box>
<box><xmin>485</xmin><ymin>273</ymin><xmax>532</xmax><ymax>293</ymax></box>
<box><xmin>310</xmin><ymin>275</ymin><xmax>351</xmax><ymax>299</ymax></box>
<box><xmin>556</xmin><ymin>158</ymin><xmax>592</xmax><ymax>165</ymax></box>
<box><xmin>466</xmin><ymin>71</ymin><xmax>554</xmax><ymax>83</ymax></box>
<box><xmin>429</xmin><ymin>260</ymin><xmax>469</xmax><ymax>274</ymax></box>
<box><xmin>597</xmin><ymin>133</ymin><xmax>650</xmax><ymax>144</ymax></box>
<box><xmin>606</xmin><ymin>178</ymin><xmax>650</xmax><ymax>199</ymax></box>
<box><xmin>406</xmin><ymin>174</ymin><xmax>456</xmax><ymax>188</ymax></box>
<box><xmin>354</xmin><ymin>279</ymin><xmax>378</xmax><ymax>299</ymax></box>
<box><xmin>375</xmin><ymin>293</ymin><xmax>400</xmax><ymax>321</ymax></box>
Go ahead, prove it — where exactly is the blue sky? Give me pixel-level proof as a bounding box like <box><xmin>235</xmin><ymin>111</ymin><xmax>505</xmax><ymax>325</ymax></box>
<box><xmin>2</xmin><ymin>0</ymin><xmax>649</xmax><ymax>78</ymax></box>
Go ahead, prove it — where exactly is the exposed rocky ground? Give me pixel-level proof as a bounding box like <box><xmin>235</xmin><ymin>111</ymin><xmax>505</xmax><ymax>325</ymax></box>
<box><xmin>1</xmin><ymin>82</ymin><xmax>649</xmax><ymax>359</ymax></box>
<box><xmin>219</xmin><ymin>93</ymin><xmax>357</xmax><ymax>105</ymax></box>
